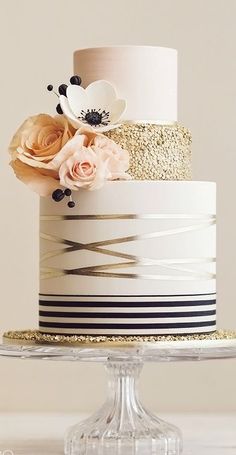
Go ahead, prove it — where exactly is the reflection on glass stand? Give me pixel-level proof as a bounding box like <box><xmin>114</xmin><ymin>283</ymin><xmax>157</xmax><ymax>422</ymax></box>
<box><xmin>1</xmin><ymin>335</ymin><xmax>236</xmax><ymax>455</ymax></box>
<box><xmin>65</xmin><ymin>359</ymin><xmax>182</xmax><ymax>455</ymax></box>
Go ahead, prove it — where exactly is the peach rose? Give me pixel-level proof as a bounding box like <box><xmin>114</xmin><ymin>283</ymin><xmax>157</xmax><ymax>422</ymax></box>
<box><xmin>10</xmin><ymin>159</ymin><xmax>59</xmax><ymax>197</ymax></box>
<box><xmin>9</xmin><ymin>114</ymin><xmax>74</xmax><ymax>169</ymax></box>
<box><xmin>51</xmin><ymin>134</ymin><xmax>109</xmax><ymax>190</ymax></box>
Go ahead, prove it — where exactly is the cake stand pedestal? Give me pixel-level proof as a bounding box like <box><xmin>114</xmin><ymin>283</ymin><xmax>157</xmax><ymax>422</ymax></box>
<box><xmin>1</xmin><ymin>333</ymin><xmax>236</xmax><ymax>455</ymax></box>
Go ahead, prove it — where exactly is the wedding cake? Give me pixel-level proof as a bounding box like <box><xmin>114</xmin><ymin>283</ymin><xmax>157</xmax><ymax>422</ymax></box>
<box><xmin>9</xmin><ymin>46</ymin><xmax>216</xmax><ymax>337</ymax></box>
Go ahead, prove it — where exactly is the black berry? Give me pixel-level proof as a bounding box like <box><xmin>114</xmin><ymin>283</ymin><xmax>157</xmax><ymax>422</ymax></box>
<box><xmin>68</xmin><ymin>201</ymin><xmax>75</xmax><ymax>208</ymax></box>
<box><xmin>70</xmin><ymin>75</ymin><xmax>82</xmax><ymax>85</ymax></box>
<box><xmin>47</xmin><ymin>84</ymin><xmax>53</xmax><ymax>91</ymax></box>
<box><xmin>64</xmin><ymin>188</ymin><xmax>72</xmax><ymax>196</ymax></box>
<box><xmin>52</xmin><ymin>189</ymin><xmax>65</xmax><ymax>202</ymax></box>
<box><xmin>56</xmin><ymin>103</ymin><xmax>63</xmax><ymax>114</ymax></box>
<box><xmin>58</xmin><ymin>84</ymin><xmax>68</xmax><ymax>96</ymax></box>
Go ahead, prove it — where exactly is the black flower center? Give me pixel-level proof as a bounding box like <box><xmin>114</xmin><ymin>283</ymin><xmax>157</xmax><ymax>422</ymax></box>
<box><xmin>85</xmin><ymin>111</ymin><xmax>102</xmax><ymax>126</ymax></box>
<box><xmin>79</xmin><ymin>109</ymin><xmax>110</xmax><ymax>127</ymax></box>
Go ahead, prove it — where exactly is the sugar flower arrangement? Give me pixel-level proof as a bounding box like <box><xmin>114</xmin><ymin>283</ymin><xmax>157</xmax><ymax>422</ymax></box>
<box><xmin>9</xmin><ymin>75</ymin><xmax>129</xmax><ymax>208</ymax></box>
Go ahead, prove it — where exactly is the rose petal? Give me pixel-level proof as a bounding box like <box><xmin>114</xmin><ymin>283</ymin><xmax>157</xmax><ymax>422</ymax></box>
<box><xmin>76</xmin><ymin>127</ymin><xmax>98</xmax><ymax>146</ymax></box>
<box><xmin>49</xmin><ymin>135</ymin><xmax>90</xmax><ymax>170</ymax></box>
<box><xmin>10</xmin><ymin>160</ymin><xmax>59</xmax><ymax>197</ymax></box>
<box><xmin>58</xmin><ymin>114</ymin><xmax>76</xmax><ymax>146</ymax></box>
<box><xmin>9</xmin><ymin>114</ymin><xmax>52</xmax><ymax>157</ymax></box>
<box><xmin>9</xmin><ymin>113</ymin><xmax>74</xmax><ymax>162</ymax></box>
<box><xmin>16</xmin><ymin>152</ymin><xmax>57</xmax><ymax>168</ymax></box>
<box><xmin>58</xmin><ymin>145</ymin><xmax>108</xmax><ymax>191</ymax></box>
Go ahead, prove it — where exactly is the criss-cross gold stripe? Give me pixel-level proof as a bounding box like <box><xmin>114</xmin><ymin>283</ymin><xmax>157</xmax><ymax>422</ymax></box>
<box><xmin>40</xmin><ymin>218</ymin><xmax>215</xmax><ymax>263</ymax></box>
<box><xmin>41</xmin><ymin>258</ymin><xmax>216</xmax><ymax>280</ymax></box>
<box><xmin>40</xmin><ymin>214</ymin><xmax>216</xmax><ymax>281</ymax></box>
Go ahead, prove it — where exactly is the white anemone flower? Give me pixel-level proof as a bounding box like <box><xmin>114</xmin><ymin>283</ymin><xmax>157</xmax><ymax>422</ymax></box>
<box><xmin>59</xmin><ymin>80</ymin><xmax>126</xmax><ymax>132</ymax></box>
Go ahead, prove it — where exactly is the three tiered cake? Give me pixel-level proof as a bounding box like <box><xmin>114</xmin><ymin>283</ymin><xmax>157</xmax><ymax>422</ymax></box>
<box><xmin>9</xmin><ymin>46</ymin><xmax>216</xmax><ymax>337</ymax></box>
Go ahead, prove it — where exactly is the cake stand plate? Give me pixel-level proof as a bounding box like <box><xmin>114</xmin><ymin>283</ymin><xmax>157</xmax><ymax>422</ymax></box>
<box><xmin>1</xmin><ymin>329</ymin><xmax>236</xmax><ymax>455</ymax></box>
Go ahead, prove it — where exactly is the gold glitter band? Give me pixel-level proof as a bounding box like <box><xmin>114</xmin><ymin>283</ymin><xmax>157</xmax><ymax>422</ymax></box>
<box><xmin>3</xmin><ymin>329</ymin><xmax>236</xmax><ymax>347</ymax></box>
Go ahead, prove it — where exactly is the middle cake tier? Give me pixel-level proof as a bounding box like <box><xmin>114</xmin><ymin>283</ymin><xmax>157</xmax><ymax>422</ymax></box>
<box><xmin>39</xmin><ymin>181</ymin><xmax>216</xmax><ymax>336</ymax></box>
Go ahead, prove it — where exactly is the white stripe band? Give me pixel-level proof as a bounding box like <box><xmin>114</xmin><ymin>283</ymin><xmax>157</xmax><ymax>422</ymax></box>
<box><xmin>39</xmin><ymin>326</ymin><xmax>216</xmax><ymax>335</ymax></box>
<box><xmin>39</xmin><ymin>304</ymin><xmax>216</xmax><ymax>314</ymax></box>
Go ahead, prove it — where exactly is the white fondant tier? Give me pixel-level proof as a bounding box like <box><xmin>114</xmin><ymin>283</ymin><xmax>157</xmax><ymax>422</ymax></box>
<box><xmin>39</xmin><ymin>181</ymin><xmax>216</xmax><ymax>335</ymax></box>
<box><xmin>74</xmin><ymin>46</ymin><xmax>177</xmax><ymax>123</ymax></box>
<box><xmin>40</xmin><ymin>181</ymin><xmax>216</xmax><ymax>294</ymax></box>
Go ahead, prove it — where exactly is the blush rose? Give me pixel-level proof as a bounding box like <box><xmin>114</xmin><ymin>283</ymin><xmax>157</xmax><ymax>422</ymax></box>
<box><xmin>50</xmin><ymin>134</ymin><xmax>109</xmax><ymax>190</ymax></box>
<box><xmin>49</xmin><ymin>127</ymin><xmax>130</xmax><ymax>191</ymax></box>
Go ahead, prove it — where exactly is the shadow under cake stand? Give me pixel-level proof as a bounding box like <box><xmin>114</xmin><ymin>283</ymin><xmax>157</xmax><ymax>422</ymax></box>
<box><xmin>1</xmin><ymin>329</ymin><xmax>236</xmax><ymax>455</ymax></box>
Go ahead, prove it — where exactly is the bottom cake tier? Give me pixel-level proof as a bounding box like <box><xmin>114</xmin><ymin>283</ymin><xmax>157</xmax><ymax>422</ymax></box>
<box><xmin>39</xmin><ymin>181</ymin><xmax>216</xmax><ymax>336</ymax></box>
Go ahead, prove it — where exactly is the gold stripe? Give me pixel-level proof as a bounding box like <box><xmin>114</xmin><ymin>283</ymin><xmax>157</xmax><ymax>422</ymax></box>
<box><xmin>58</xmin><ymin>258</ymin><xmax>215</xmax><ymax>277</ymax></box>
<box><xmin>122</xmin><ymin>119</ymin><xmax>177</xmax><ymax>126</ymax></box>
<box><xmin>40</xmin><ymin>213</ymin><xmax>216</xmax><ymax>281</ymax></box>
<box><xmin>40</xmin><ymin>218</ymin><xmax>215</xmax><ymax>263</ymax></box>
<box><xmin>41</xmin><ymin>214</ymin><xmax>216</xmax><ymax>222</ymax></box>
<box><xmin>40</xmin><ymin>267</ymin><xmax>216</xmax><ymax>281</ymax></box>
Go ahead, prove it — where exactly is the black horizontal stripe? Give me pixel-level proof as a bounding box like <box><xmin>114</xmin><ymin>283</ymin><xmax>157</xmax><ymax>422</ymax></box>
<box><xmin>39</xmin><ymin>310</ymin><xmax>216</xmax><ymax>319</ymax></box>
<box><xmin>39</xmin><ymin>292</ymin><xmax>216</xmax><ymax>298</ymax></box>
<box><xmin>39</xmin><ymin>320</ymin><xmax>216</xmax><ymax>329</ymax></box>
<box><xmin>39</xmin><ymin>299</ymin><xmax>216</xmax><ymax>308</ymax></box>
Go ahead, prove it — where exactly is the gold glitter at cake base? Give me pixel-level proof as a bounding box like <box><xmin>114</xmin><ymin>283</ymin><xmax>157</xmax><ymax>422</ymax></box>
<box><xmin>3</xmin><ymin>329</ymin><xmax>236</xmax><ymax>347</ymax></box>
<box><xmin>104</xmin><ymin>123</ymin><xmax>192</xmax><ymax>180</ymax></box>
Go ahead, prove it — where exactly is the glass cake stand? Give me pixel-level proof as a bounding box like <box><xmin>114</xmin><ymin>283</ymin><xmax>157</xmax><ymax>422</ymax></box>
<box><xmin>1</xmin><ymin>329</ymin><xmax>236</xmax><ymax>455</ymax></box>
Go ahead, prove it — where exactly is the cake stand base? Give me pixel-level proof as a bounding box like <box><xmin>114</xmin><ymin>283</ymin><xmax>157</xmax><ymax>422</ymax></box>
<box><xmin>1</xmin><ymin>329</ymin><xmax>236</xmax><ymax>455</ymax></box>
<box><xmin>65</xmin><ymin>359</ymin><xmax>182</xmax><ymax>455</ymax></box>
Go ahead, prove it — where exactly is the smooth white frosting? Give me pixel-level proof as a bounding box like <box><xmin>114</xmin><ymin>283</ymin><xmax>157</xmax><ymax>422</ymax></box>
<box><xmin>40</xmin><ymin>181</ymin><xmax>216</xmax><ymax>297</ymax></box>
<box><xmin>73</xmin><ymin>46</ymin><xmax>177</xmax><ymax>122</ymax></box>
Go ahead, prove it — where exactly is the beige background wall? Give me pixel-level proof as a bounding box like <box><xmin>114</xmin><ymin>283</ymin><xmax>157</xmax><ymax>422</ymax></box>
<box><xmin>0</xmin><ymin>0</ymin><xmax>236</xmax><ymax>412</ymax></box>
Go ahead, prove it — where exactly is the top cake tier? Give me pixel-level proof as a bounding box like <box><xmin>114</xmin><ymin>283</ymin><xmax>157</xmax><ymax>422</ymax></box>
<box><xmin>74</xmin><ymin>46</ymin><xmax>177</xmax><ymax>123</ymax></box>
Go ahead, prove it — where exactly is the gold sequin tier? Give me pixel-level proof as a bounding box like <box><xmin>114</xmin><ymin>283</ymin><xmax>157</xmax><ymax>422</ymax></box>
<box><xmin>104</xmin><ymin>123</ymin><xmax>192</xmax><ymax>180</ymax></box>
